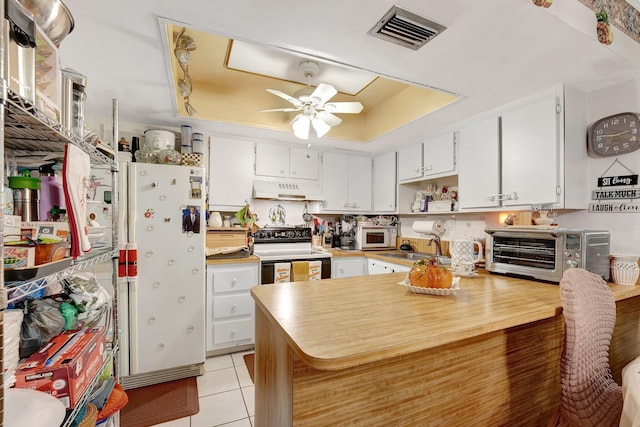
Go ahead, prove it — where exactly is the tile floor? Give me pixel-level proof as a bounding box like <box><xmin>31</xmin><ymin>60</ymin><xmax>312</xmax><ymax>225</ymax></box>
<box><xmin>151</xmin><ymin>350</ymin><xmax>255</xmax><ymax>427</ymax></box>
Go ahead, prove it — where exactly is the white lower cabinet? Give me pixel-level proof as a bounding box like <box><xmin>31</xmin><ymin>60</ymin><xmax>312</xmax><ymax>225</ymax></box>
<box><xmin>367</xmin><ymin>259</ymin><xmax>411</xmax><ymax>275</ymax></box>
<box><xmin>332</xmin><ymin>257</ymin><xmax>367</xmax><ymax>278</ymax></box>
<box><xmin>206</xmin><ymin>262</ymin><xmax>259</xmax><ymax>353</ymax></box>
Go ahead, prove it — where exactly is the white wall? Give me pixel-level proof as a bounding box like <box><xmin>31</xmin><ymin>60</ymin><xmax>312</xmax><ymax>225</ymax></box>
<box><xmin>557</xmin><ymin>79</ymin><xmax>640</xmax><ymax>255</ymax></box>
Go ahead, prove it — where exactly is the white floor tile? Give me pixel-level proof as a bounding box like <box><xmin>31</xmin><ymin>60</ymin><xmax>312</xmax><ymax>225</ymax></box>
<box><xmin>231</xmin><ymin>350</ymin><xmax>254</xmax><ymax>367</ymax></box>
<box><xmin>197</xmin><ymin>367</ymin><xmax>240</xmax><ymax>397</ymax></box>
<box><xmin>191</xmin><ymin>389</ymin><xmax>248</xmax><ymax>427</ymax></box>
<box><xmin>205</xmin><ymin>354</ymin><xmax>234</xmax><ymax>372</ymax></box>
<box><xmin>217</xmin><ymin>418</ymin><xmax>252</xmax><ymax>427</ymax></box>
<box><xmin>151</xmin><ymin>416</ymin><xmax>191</xmax><ymax>427</ymax></box>
<box><xmin>241</xmin><ymin>385</ymin><xmax>255</xmax><ymax>417</ymax></box>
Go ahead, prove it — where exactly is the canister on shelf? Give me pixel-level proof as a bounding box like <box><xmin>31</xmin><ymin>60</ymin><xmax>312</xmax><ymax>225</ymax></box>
<box><xmin>192</xmin><ymin>132</ymin><xmax>204</xmax><ymax>154</ymax></box>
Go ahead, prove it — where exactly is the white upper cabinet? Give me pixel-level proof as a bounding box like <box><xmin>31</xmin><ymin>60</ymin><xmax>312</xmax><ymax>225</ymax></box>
<box><xmin>255</xmin><ymin>143</ymin><xmax>319</xmax><ymax>180</ymax></box>
<box><xmin>457</xmin><ymin>116</ymin><xmax>501</xmax><ymax>209</ymax></box>
<box><xmin>322</xmin><ymin>152</ymin><xmax>372</xmax><ymax>211</ymax></box>
<box><xmin>501</xmin><ymin>89</ymin><xmax>560</xmax><ymax>207</ymax></box>
<box><xmin>422</xmin><ymin>132</ymin><xmax>456</xmax><ymax>177</ymax></box>
<box><xmin>398</xmin><ymin>132</ymin><xmax>456</xmax><ymax>183</ymax></box>
<box><xmin>398</xmin><ymin>143</ymin><xmax>422</xmax><ymax>182</ymax></box>
<box><xmin>373</xmin><ymin>151</ymin><xmax>396</xmax><ymax>212</ymax></box>
<box><xmin>210</xmin><ymin>136</ymin><xmax>255</xmax><ymax>208</ymax></box>
<box><xmin>456</xmin><ymin>85</ymin><xmax>588</xmax><ymax>210</ymax></box>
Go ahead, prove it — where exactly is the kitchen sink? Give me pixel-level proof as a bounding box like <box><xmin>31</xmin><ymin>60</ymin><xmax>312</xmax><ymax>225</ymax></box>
<box><xmin>383</xmin><ymin>252</ymin><xmax>451</xmax><ymax>265</ymax></box>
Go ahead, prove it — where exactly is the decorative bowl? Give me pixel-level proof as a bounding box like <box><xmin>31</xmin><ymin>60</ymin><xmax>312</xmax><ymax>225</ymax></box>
<box><xmin>611</xmin><ymin>267</ymin><xmax>640</xmax><ymax>285</ymax></box>
<box><xmin>156</xmin><ymin>149</ymin><xmax>181</xmax><ymax>165</ymax></box>
<box><xmin>533</xmin><ymin>217</ymin><xmax>554</xmax><ymax>225</ymax></box>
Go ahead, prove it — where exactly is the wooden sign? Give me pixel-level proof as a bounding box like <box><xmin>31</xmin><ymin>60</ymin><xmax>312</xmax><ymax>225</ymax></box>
<box><xmin>597</xmin><ymin>174</ymin><xmax>638</xmax><ymax>187</ymax></box>
<box><xmin>589</xmin><ymin>202</ymin><xmax>640</xmax><ymax>212</ymax></box>
<box><xmin>592</xmin><ymin>189</ymin><xmax>640</xmax><ymax>200</ymax></box>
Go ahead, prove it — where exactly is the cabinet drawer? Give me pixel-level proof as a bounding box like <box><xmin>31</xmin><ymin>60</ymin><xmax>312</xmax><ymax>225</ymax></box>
<box><xmin>213</xmin><ymin>318</ymin><xmax>253</xmax><ymax>345</ymax></box>
<box><xmin>206</xmin><ymin>230</ymin><xmax>247</xmax><ymax>249</ymax></box>
<box><xmin>213</xmin><ymin>294</ymin><xmax>253</xmax><ymax>319</ymax></box>
<box><xmin>211</xmin><ymin>267</ymin><xmax>258</xmax><ymax>293</ymax></box>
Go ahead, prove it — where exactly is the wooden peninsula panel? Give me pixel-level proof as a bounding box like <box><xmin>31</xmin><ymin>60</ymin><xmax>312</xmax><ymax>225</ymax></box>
<box><xmin>252</xmin><ymin>272</ymin><xmax>640</xmax><ymax>426</ymax></box>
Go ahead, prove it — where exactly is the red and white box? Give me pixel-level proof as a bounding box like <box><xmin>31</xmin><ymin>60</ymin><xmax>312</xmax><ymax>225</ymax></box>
<box><xmin>14</xmin><ymin>326</ymin><xmax>107</xmax><ymax>409</ymax></box>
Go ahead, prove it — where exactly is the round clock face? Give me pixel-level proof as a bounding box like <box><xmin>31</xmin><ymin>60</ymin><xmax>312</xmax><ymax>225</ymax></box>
<box><xmin>588</xmin><ymin>112</ymin><xmax>640</xmax><ymax>157</ymax></box>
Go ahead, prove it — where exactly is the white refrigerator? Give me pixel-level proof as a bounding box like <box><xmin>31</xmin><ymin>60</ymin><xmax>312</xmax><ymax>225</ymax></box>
<box><xmin>117</xmin><ymin>161</ymin><xmax>206</xmax><ymax>387</ymax></box>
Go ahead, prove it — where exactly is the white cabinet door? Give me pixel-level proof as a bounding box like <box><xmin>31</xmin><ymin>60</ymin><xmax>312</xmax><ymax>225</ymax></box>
<box><xmin>423</xmin><ymin>132</ymin><xmax>455</xmax><ymax>177</ymax></box>
<box><xmin>373</xmin><ymin>151</ymin><xmax>396</xmax><ymax>212</ymax></box>
<box><xmin>457</xmin><ymin>117</ymin><xmax>501</xmax><ymax>209</ymax></box>
<box><xmin>348</xmin><ymin>155</ymin><xmax>372</xmax><ymax>211</ymax></box>
<box><xmin>322</xmin><ymin>152</ymin><xmax>350</xmax><ymax>211</ymax></box>
<box><xmin>398</xmin><ymin>143</ymin><xmax>422</xmax><ymax>182</ymax></box>
<box><xmin>209</xmin><ymin>137</ymin><xmax>254</xmax><ymax>208</ymax></box>
<box><xmin>255</xmin><ymin>143</ymin><xmax>289</xmax><ymax>178</ymax></box>
<box><xmin>322</xmin><ymin>152</ymin><xmax>371</xmax><ymax>211</ymax></box>
<box><xmin>290</xmin><ymin>147</ymin><xmax>319</xmax><ymax>180</ymax></box>
<box><xmin>332</xmin><ymin>257</ymin><xmax>367</xmax><ymax>278</ymax></box>
<box><xmin>501</xmin><ymin>90</ymin><xmax>560</xmax><ymax>206</ymax></box>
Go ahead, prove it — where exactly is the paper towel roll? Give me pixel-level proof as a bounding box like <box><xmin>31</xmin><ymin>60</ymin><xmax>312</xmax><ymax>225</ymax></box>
<box><xmin>413</xmin><ymin>220</ymin><xmax>446</xmax><ymax>236</ymax></box>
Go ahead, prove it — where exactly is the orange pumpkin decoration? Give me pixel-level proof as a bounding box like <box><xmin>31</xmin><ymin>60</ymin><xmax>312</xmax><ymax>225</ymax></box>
<box><xmin>409</xmin><ymin>257</ymin><xmax>453</xmax><ymax>288</ymax></box>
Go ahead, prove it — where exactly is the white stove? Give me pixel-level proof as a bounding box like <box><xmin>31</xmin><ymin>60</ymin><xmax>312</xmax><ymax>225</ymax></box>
<box><xmin>253</xmin><ymin>226</ymin><xmax>332</xmax><ymax>283</ymax></box>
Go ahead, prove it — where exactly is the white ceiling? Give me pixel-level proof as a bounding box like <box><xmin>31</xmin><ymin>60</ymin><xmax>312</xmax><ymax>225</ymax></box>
<box><xmin>60</xmin><ymin>0</ymin><xmax>640</xmax><ymax>154</ymax></box>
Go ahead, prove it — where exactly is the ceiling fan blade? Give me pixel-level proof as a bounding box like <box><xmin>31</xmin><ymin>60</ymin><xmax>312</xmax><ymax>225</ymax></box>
<box><xmin>291</xmin><ymin>114</ymin><xmax>310</xmax><ymax>140</ymax></box>
<box><xmin>266</xmin><ymin>88</ymin><xmax>303</xmax><ymax>107</ymax></box>
<box><xmin>310</xmin><ymin>83</ymin><xmax>337</xmax><ymax>106</ymax></box>
<box><xmin>324</xmin><ymin>102</ymin><xmax>364</xmax><ymax>114</ymax></box>
<box><xmin>311</xmin><ymin>117</ymin><xmax>331</xmax><ymax>138</ymax></box>
<box><xmin>258</xmin><ymin>107</ymin><xmax>301</xmax><ymax>113</ymax></box>
<box><xmin>317</xmin><ymin>111</ymin><xmax>342</xmax><ymax>127</ymax></box>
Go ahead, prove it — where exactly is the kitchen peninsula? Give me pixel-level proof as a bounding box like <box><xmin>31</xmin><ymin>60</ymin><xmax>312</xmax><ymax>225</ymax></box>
<box><xmin>251</xmin><ymin>272</ymin><xmax>640</xmax><ymax>426</ymax></box>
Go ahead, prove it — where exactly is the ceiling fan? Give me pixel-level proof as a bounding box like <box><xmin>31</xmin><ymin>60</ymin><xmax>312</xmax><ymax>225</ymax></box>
<box><xmin>260</xmin><ymin>61</ymin><xmax>364</xmax><ymax>140</ymax></box>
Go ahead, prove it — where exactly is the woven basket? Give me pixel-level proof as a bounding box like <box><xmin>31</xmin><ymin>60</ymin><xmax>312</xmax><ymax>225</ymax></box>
<box><xmin>97</xmin><ymin>383</ymin><xmax>128</xmax><ymax>421</ymax></box>
<box><xmin>79</xmin><ymin>402</ymin><xmax>98</xmax><ymax>427</ymax></box>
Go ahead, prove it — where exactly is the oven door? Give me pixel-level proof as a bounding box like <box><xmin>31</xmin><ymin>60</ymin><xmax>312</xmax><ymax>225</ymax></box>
<box><xmin>260</xmin><ymin>257</ymin><xmax>332</xmax><ymax>284</ymax></box>
<box><xmin>486</xmin><ymin>231</ymin><xmax>563</xmax><ymax>282</ymax></box>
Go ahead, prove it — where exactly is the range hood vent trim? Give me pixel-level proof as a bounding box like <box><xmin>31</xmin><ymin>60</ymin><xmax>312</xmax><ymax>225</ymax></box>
<box><xmin>252</xmin><ymin>180</ymin><xmax>325</xmax><ymax>201</ymax></box>
<box><xmin>367</xmin><ymin>5</ymin><xmax>447</xmax><ymax>50</ymax></box>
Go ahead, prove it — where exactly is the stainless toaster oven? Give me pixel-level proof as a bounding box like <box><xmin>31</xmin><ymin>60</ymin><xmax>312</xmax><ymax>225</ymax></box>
<box><xmin>484</xmin><ymin>227</ymin><xmax>610</xmax><ymax>283</ymax></box>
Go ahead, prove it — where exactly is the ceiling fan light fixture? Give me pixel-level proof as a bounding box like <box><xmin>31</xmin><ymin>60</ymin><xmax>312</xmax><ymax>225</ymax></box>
<box><xmin>174</xmin><ymin>48</ymin><xmax>191</xmax><ymax>65</ymax></box>
<box><xmin>311</xmin><ymin>117</ymin><xmax>331</xmax><ymax>138</ymax></box>
<box><xmin>178</xmin><ymin>79</ymin><xmax>192</xmax><ymax>97</ymax></box>
<box><xmin>291</xmin><ymin>114</ymin><xmax>311</xmax><ymax>140</ymax></box>
<box><xmin>175</xmin><ymin>27</ymin><xmax>197</xmax><ymax>117</ymax></box>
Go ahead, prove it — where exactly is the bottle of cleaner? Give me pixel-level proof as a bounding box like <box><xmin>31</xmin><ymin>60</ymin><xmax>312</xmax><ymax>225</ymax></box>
<box><xmin>39</xmin><ymin>163</ymin><xmax>65</xmax><ymax>221</ymax></box>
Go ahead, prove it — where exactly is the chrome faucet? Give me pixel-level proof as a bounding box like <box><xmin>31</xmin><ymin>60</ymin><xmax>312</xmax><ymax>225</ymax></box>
<box><xmin>427</xmin><ymin>235</ymin><xmax>443</xmax><ymax>256</ymax></box>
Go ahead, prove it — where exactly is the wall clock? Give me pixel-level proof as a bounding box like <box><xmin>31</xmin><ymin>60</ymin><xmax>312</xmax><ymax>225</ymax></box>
<box><xmin>587</xmin><ymin>112</ymin><xmax>640</xmax><ymax>157</ymax></box>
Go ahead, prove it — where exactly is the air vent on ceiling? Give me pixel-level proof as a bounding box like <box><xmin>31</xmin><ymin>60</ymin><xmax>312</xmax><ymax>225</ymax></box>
<box><xmin>368</xmin><ymin>6</ymin><xmax>446</xmax><ymax>50</ymax></box>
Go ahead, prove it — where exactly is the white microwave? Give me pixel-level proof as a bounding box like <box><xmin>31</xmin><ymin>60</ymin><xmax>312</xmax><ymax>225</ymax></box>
<box><xmin>355</xmin><ymin>225</ymin><xmax>397</xmax><ymax>250</ymax></box>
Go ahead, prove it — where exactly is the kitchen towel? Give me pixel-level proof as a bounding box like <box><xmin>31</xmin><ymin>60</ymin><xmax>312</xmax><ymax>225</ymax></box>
<box><xmin>413</xmin><ymin>220</ymin><xmax>446</xmax><ymax>236</ymax></box>
<box><xmin>292</xmin><ymin>261</ymin><xmax>310</xmax><ymax>281</ymax></box>
<box><xmin>309</xmin><ymin>261</ymin><xmax>322</xmax><ymax>280</ymax></box>
<box><xmin>274</xmin><ymin>262</ymin><xmax>291</xmax><ymax>283</ymax></box>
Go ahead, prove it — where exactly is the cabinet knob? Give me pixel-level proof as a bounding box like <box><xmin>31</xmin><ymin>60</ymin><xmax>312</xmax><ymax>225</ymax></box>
<box><xmin>168</xmin><ymin>258</ymin><xmax>175</xmax><ymax>265</ymax></box>
<box><xmin>291</xmin><ymin>170</ymin><xmax>296</xmax><ymax>175</ymax></box>
<box><xmin>281</xmin><ymin>169</ymin><xmax>286</xmax><ymax>175</ymax></box>
<box><xmin>178</xmin><ymin>296</ymin><xmax>186</xmax><ymax>303</ymax></box>
<box><xmin>192</xmin><ymin>268</ymin><xmax>199</xmax><ymax>274</ymax></box>
<box><xmin>231</xmin><ymin>304</ymin><xmax>237</xmax><ymax>313</ymax></box>
<box><xmin>231</xmin><ymin>278</ymin><xmax>237</xmax><ymax>287</ymax></box>
<box><xmin>148</xmin><ymin>317</ymin><xmax>156</xmax><ymax>324</ymax></box>
<box><xmin>153</xmin><ymin>281</ymin><xmax>160</xmax><ymax>288</ymax></box>
<box><xmin>187</xmin><ymin>325</ymin><xmax>195</xmax><ymax>333</ymax></box>
<box><xmin>230</xmin><ymin>329</ymin><xmax>236</xmax><ymax>337</ymax></box>
<box><xmin>157</xmin><ymin>343</ymin><xmax>165</xmax><ymax>350</ymax></box>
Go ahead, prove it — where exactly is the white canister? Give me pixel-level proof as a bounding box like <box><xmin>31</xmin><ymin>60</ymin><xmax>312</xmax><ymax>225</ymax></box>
<box><xmin>192</xmin><ymin>133</ymin><xmax>204</xmax><ymax>154</ymax></box>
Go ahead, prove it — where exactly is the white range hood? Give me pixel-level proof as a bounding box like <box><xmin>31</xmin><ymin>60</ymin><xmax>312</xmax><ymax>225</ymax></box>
<box><xmin>252</xmin><ymin>180</ymin><xmax>325</xmax><ymax>201</ymax></box>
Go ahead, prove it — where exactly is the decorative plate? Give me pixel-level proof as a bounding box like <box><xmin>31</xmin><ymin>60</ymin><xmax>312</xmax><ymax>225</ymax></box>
<box><xmin>399</xmin><ymin>276</ymin><xmax>460</xmax><ymax>295</ymax></box>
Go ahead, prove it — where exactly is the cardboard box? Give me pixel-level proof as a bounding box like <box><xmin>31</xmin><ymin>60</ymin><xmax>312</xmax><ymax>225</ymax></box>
<box><xmin>3</xmin><ymin>246</ymin><xmax>36</xmax><ymax>269</ymax></box>
<box><xmin>14</xmin><ymin>326</ymin><xmax>107</xmax><ymax>409</ymax></box>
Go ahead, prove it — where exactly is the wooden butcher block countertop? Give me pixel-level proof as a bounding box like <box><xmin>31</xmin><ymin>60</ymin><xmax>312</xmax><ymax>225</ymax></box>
<box><xmin>251</xmin><ymin>271</ymin><xmax>640</xmax><ymax>371</ymax></box>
